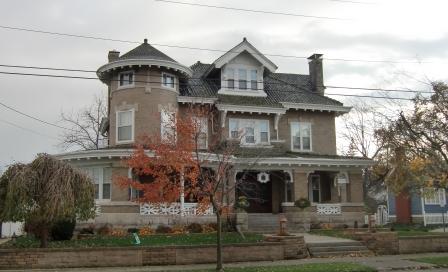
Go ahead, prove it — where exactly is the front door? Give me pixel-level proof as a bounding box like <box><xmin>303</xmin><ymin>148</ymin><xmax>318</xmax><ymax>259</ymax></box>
<box><xmin>236</xmin><ymin>172</ymin><xmax>272</xmax><ymax>213</ymax></box>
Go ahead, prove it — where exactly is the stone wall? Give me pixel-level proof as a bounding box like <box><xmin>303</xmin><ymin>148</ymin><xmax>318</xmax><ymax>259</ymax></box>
<box><xmin>399</xmin><ymin>235</ymin><xmax>448</xmax><ymax>254</ymax></box>
<box><xmin>0</xmin><ymin>239</ymin><xmax>306</xmax><ymax>269</ymax></box>
<box><xmin>353</xmin><ymin>232</ymin><xmax>399</xmax><ymax>255</ymax></box>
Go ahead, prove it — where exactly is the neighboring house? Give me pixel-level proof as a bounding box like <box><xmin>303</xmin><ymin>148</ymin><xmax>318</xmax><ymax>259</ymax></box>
<box><xmin>388</xmin><ymin>188</ymin><xmax>448</xmax><ymax>226</ymax></box>
<box><xmin>55</xmin><ymin>38</ymin><xmax>373</xmax><ymax>229</ymax></box>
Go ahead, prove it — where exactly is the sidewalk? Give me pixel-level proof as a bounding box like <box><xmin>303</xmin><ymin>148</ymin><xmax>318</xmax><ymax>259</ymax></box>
<box><xmin>3</xmin><ymin>252</ymin><xmax>448</xmax><ymax>272</ymax></box>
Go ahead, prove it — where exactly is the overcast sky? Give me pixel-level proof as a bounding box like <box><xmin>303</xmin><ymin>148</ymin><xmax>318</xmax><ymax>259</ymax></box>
<box><xmin>0</xmin><ymin>0</ymin><xmax>447</xmax><ymax>171</ymax></box>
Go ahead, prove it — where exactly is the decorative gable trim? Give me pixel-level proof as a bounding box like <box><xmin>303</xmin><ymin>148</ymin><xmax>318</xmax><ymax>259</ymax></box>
<box><xmin>216</xmin><ymin>104</ymin><xmax>287</xmax><ymax>115</ymax></box>
<box><xmin>213</xmin><ymin>38</ymin><xmax>277</xmax><ymax>73</ymax></box>
<box><xmin>280</xmin><ymin>102</ymin><xmax>351</xmax><ymax>114</ymax></box>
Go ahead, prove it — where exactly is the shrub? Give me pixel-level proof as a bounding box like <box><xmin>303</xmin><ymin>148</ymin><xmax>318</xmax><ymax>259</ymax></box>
<box><xmin>97</xmin><ymin>224</ymin><xmax>112</xmax><ymax>236</ymax></box>
<box><xmin>155</xmin><ymin>225</ymin><xmax>172</xmax><ymax>234</ymax></box>
<box><xmin>127</xmin><ymin>228</ymin><xmax>139</xmax><ymax>234</ymax></box>
<box><xmin>172</xmin><ymin>225</ymin><xmax>186</xmax><ymax>234</ymax></box>
<box><xmin>79</xmin><ymin>225</ymin><xmax>95</xmax><ymax>235</ymax></box>
<box><xmin>294</xmin><ymin>198</ymin><xmax>311</xmax><ymax>209</ymax></box>
<box><xmin>50</xmin><ymin>219</ymin><xmax>76</xmax><ymax>241</ymax></box>
<box><xmin>187</xmin><ymin>223</ymin><xmax>203</xmax><ymax>233</ymax></box>
<box><xmin>110</xmin><ymin>228</ymin><xmax>127</xmax><ymax>237</ymax></box>
<box><xmin>202</xmin><ymin>224</ymin><xmax>216</xmax><ymax>233</ymax></box>
<box><xmin>138</xmin><ymin>226</ymin><xmax>154</xmax><ymax>236</ymax></box>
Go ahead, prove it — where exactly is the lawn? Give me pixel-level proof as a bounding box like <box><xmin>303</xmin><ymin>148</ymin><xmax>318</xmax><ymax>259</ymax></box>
<box><xmin>196</xmin><ymin>263</ymin><xmax>376</xmax><ymax>272</ymax></box>
<box><xmin>411</xmin><ymin>256</ymin><xmax>448</xmax><ymax>267</ymax></box>
<box><xmin>0</xmin><ymin>232</ymin><xmax>263</xmax><ymax>248</ymax></box>
<box><xmin>310</xmin><ymin>225</ymin><xmax>448</xmax><ymax>238</ymax></box>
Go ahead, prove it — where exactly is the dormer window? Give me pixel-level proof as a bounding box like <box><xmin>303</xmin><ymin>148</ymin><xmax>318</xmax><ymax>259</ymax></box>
<box><xmin>162</xmin><ymin>73</ymin><xmax>175</xmax><ymax>89</ymax></box>
<box><xmin>227</xmin><ymin>68</ymin><xmax>235</xmax><ymax>89</ymax></box>
<box><xmin>221</xmin><ymin>66</ymin><xmax>265</xmax><ymax>97</ymax></box>
<box><xmin>118</xmin><ymin>71</ymin><xmax>134</xmax><ymax>88</ymax></box>
<box><xmin>250</xmin><ymin>70</ymin><xmax>257</xmax><ymax>90</ymax></box>
<box><xmin>238</xmin><ymin>69</ymin><xmax>247</xmax><ymax>89</ymax></box>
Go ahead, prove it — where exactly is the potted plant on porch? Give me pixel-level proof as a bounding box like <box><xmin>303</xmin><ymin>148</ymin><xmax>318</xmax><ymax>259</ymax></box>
<box><xmin>235</xmin><ymin>196</ymin><xmax>250</xmax><ymax>232</ymax></box>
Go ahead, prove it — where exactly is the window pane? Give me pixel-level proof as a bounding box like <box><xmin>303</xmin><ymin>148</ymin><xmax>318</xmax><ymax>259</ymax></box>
<box><xmin>228</xmin><ymin>79</ymin><xmax>234</xmax><ymax>89</ymax></box>
<box><xmin>260</xmin><ymin>132</ymin><xmax>268</xmax><ymax>142</ymax></box>
<box><xmin>291</xmin><ymin>123</ymin><xmax>300</xmax><ymax>149</ymax></box>
<box><xmin>245</xmin><ymin>127</ymin><xmax>255</xmax><ymax>143</ymax></box>
<box><xmin>230</xmin><ymin>119</ymin><xmax>239</xmax><ymax>138</ymax></box>
<box><xmin>302</xmin><ymin>137</ymin><xmax>311</xmax><ymax>150</ymax></box>
<box><xmin>238</xmin><ymin>69</ymin><xmax>247</xmax><ymax>89</ymax></box>
<box><xmin>102</xmin><ymin>184</ymin><xmax>111</xmax><ymax>199</ymax></box>
<box><xmin>128</xmin><ymin>73</ymin><xmax>133</xmax><ymax>85</ymax></box>
<box><xmin>250</xmin><ymin>70</ymin><xmax>257</xmax><ymax>90</ymax></box>
<box><xmin>95</xmin><ymin>184</ymin><xmax>99</xmax><ymax>199</ymax></box>
<box><xmin>239</xmin><ymin>80</ymin><xmax>247</xmax><ymax>89</ymax></box>
<box><xmin>118</xmin><ymin>125</ymin><xmax>132</xmax><ymax>141</ymax></box>
<box><xmin>118</xmin><ymin>111</ymin><xmax>132</xmax><ymax>126</ymax></box>
<box><xmin>259</xmin><ymin>121</ymin><xmax>268</xmax><ymax>132</ymax></box>
<box><xmin>301</xmin><ymin>124</ymin><xmax>311</xmax><ymax>150</ymax></box>
<box><xmin>227</xmin><ymin>68</ymin><xmax>235</xmax><ymax>89</ymax></box>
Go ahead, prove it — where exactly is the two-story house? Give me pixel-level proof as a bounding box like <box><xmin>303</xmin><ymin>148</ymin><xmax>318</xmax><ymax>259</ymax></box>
<box><xmin>56</xmin><ymin>38</ymin><xmax>373</xmax><ymax>230</ymax></box>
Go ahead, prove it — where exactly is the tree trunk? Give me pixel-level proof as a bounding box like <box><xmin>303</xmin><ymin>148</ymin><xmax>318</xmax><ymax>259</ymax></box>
<box><xmin>39</xmin><ymin>227</ymin><xmax>49</xmax><ymax>248</ymax></box>
<box><xmin>216</xmin><ymin>211</ymin><xmax>223</xmax><ymax>271</ymax></box>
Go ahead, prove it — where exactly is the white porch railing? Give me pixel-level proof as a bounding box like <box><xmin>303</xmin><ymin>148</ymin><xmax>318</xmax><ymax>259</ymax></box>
<box><xmin>424</xmin><ymin>212</ymin><xmax>448</xmax><ymax>225</ymax></box>
<box><xmin>140</xmin><ymin>203</ymin><xmax>213</xmax><ymax>216</ymax></box>
<box><xmin>316</xmin><ymin>203</ymin><xmax>342</xmax><ymax>215</ymax></box>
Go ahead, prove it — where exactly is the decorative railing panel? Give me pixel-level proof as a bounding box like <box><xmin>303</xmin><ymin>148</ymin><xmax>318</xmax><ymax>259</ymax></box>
<box><xmin>316</xmin><ymin>203</ymin><xmax>342</xmax><ymax>215</ymax></box>
<box><xmin>140</xmin><ymin>203</ymin><xmax>213</xmax><ymax>216</ymax></box>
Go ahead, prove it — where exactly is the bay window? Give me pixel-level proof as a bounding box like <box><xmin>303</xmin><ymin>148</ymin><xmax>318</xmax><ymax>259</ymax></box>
<box><xmin>116</xmin><ymin>109</ymin><xmax>134</xmax><ymax>143</ymax></box>
<box><xmin>291</xmin><ymin>122</ymin><xmax>312</xmax><ymax>151</ymax></box>
<box><xmin>229</xmin><ymin>118</ymin><xmax>270</xmax><ymax>145</ymax></box>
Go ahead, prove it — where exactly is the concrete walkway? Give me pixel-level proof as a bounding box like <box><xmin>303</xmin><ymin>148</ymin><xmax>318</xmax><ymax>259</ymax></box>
<box><xmin>0</xmin><ymin>238</ymin><xmax>10</xmax><ymax>245</ymax></box>
<box><xmin>3</xmin><ymin>252</ymin><xmax>448</xmax><ymax>272</ymax></box>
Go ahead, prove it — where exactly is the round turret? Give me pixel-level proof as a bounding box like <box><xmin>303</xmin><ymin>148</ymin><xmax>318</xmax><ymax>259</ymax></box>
<box><xmin>97</xmin><ymin>39</ymin><xmax>192</xmax><ymax>147</ymax></box>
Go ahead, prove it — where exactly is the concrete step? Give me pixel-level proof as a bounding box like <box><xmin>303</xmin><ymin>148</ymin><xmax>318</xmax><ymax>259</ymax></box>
<box><xmin>310</xmin><ymin>245</ymin><xmax>368</xmax><ymax>253</ymax></box>
<box><xmin>311</xmin><ymin>250</ymin><xmax>372</xmax><ymax>258</ymax></box>
<box><xmin>307</xmin><ymin>241</ymin><xmax>364</xmax><ymax>248</ymax></box>
<box><xmin>307</xmin><ymin>241</ymin><xmax>372</xmax><ymax>258</ymax></box>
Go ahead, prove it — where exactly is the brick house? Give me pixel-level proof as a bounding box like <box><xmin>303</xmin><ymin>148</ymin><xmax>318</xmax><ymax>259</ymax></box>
<box><xmin>56</xmin><ymin>38</ymin><xmax>373</xmax><ymax>230</ymax></box>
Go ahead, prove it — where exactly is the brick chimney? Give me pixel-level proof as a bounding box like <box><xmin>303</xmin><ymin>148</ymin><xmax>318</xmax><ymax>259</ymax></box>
<box><xmin>108</xmin><ymin>50</ymin><xmax>120</xmax><ymax>62</ymax></box>
<box><xmin>308</xmin><ymin>54</ymin><xmax>325</xmax><ymax>95</ymax></box>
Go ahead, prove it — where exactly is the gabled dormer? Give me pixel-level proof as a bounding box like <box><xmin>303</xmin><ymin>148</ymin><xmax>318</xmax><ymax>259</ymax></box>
<box><xmin>213</xmin><ymin>38</ymin><xmax>277</xmax><ymax>97</ymax></box>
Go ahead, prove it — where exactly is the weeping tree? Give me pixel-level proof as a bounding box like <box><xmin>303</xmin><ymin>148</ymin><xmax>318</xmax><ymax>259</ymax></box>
<box><xmin>0</xmin><ymin>154</ymin><xmax>95</xmax><ymax>247</ymax></box>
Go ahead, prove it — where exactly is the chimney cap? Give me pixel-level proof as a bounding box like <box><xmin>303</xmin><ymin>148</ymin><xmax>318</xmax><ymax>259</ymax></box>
<box><xmin>144</xmin><ymin>38</ymin><xmax>148</xmax><ymax>44</ymax></box>
<box><xmin>307</xmin><ymin>53</ymin><xmax>323</xmax><ymax>60</ymax></box>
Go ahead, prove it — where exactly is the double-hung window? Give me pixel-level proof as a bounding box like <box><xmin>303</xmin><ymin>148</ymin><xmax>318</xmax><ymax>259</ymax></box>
<box><xmin>424</xmin><ymin>188</ymin><xmax>446</xmax><ymax>206</ymax></box>
<box><xmin>84</xmin><ymin>167</ymin><xmax>111</xmax><ymax>201</ymax></box>
<box><xmin>116</xmin><ymin>109</ymin><xmax>134</xmax><ymax>143</ymax></box>
<box><xmin>226</xmin><ymin>68</ymin><xmax>235</xmax><ymax>89</ymax></box>
<box><xmin>193</xmin><ymin>117</ymin><xmax>208</xmax><ymax>149</ymax></box>
<box><xmin>162</xmin><ymin>73</ymin><xmax>175</xmax><ymax>89</ymax></box>
<box><xmin>238</xmin><ymin>69</ymin><xmax>247</xmax><ymax>89</ymax></box>
<box><xmin>119</xmin><ymin>71</ymin><xmax>134</xmax><ymax>87</ymax></box>
<box><xmin>291</xmin><ymin>122</ymin><xmax>312</xmax><ymax>151</ymax></box>
<box><xmin>250</xmin><ymin>70</ymin><xmax>258</xmax><ymax>90</ymax></box>
<box><xmin>161</xmin><ymin>110</ymin><xmax>176</xmax><ymax>142</ymax></box>
<box><xmin>229</xmin><ymin>119</ymin><xmax>270</xmax><ymax>145</ymax></box>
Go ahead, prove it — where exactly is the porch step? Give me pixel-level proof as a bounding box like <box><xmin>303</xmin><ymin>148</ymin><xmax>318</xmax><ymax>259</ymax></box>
<box><xmin>307</xmin><ymin>241</ymin><xmax>372</xmax><ymax>258</ymax></box>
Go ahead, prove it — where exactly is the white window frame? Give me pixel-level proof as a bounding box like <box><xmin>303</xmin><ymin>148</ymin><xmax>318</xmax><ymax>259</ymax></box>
<box><xmin>84</xmin><ymin>167</ymin><xmax>111</xmax><ymax>202</ymax></box>
<box><xmin>424</xmin><ymin>188</ymin><xmax>446</xmax><ymax>206</ymax></box>
<box><xmin>116</xmin><ymin>109</ymin><xmax>135</xmax><ymax>144</ymax></box>
<box><xmin>220</xmin><ymin>64</ymin><xmax>265</xmax><ymax>97</ymax></box>
<box><xmin>117</xmin><ymin>71</ymin><xmax>135</xmax><ymax>89</ymax></box>
<box><xmin>193</xmin><ymin>117</ymin><xmax>208</xmax><ymax>149</ymax></box>
<box><xmin>228</xmin><ymin>118</ymin><xmax>270</xmax><ymax>146</ymax></box>
<box><xmin>290</xmin><ymin>122</ymin><xmax>312</xmax><ymax>152</ymax></box>
<box><xmin>161</xmin><ymin>110</ymin><xmax>176</xmax><ymax>142</ymax></box>
<box><xmin>161</xmin><ymin>72</ymin><xmax>176</xmax><ymax>90</ymax></box>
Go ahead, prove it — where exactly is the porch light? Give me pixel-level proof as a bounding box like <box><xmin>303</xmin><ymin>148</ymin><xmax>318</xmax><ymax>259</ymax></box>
<box><xmin>257</xmin><ymin>172</ymin><xmax>270</xmax><ymax>183</ymax></box>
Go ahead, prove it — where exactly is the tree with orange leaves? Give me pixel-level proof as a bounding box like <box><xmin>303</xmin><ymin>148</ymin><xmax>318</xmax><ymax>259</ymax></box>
<box><xmin>118</xmin><ymin>105</ymin><xmax>243</xmax><ymax>271</ymax></box>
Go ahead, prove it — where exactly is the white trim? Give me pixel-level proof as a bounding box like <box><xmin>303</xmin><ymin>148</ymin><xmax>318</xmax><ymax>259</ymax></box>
<box><xmin>213</xmin><ymin>39</ymin><xmax>277</xmax><ymax>73</ymax></box>
<box><xmin>83</xmin><ymin>167</ymin><xmax>111</xmax><ymax>202</ymax></box>
<box><xmin>217</xmin><ymin>104</ymin><xmax>286</xmax><ymax>115</ymax></box>
<box><xmin>161</xmin><ymin>72</ymin><xmax>177</xmax><ymax>91</ymax></box>
<box><xmin>116</xmin><ymin>109</ymin><xmax>135</xmax><ymax>144</ymax></box>
<box><xmin>281</xmin><ymin>102</ymin><xmax>352</xmax><ymax>114</ymax></box>
<box><xmin>228</xmin><ymin>118</ymin><xmax>271</xmax><ymax>146</ymax></box>
<box><xmin>217</xmin><ymin>88</ymin><xmax>267</xmax><ymax>97</ymax></box>
<box><xmin>177</xmin><ymin>96</ymin><xmax>217</xmax><ymax>104</ymax></box>
<box><xmin>97</xmin><ymin>59</ymin><xmax>193</xmax><ymax>79</ymax></box>
<box><xmin>236</xmin><ymin>156</ymin><xmax>374</xmax><ymax>167</ymax></box>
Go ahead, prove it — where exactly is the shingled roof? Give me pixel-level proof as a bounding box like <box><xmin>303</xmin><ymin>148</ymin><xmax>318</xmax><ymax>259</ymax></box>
<box><xmin>119</xmin><ymin>39</ymin><xmax>177</xmax><ymax>62</ymax></box>
<box><xmin>179</xmin><ymin>62</ymin><xmax>343</xmax><ymax>107</ymax></box>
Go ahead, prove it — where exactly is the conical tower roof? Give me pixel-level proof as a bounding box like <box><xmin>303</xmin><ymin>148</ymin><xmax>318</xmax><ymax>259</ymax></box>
<box><xmin>119</xmin><ymin>39</ymin><xmax>177</xmax><ymax>62</ymax></box>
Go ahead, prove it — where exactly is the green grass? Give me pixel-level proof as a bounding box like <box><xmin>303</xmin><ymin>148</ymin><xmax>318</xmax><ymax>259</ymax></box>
<box><xmin>0</xmin><ymin>232</ymin><xmax>263</xmax><ymax>249</ymax></box>
<box><xmin>411</xmin><ymin>256</ymin><xmax>448</xmax><ymax>266</ymax></box>
<box><xmin>196</xmin><ymin>263</ymin><xmax>376</xmax><ymax>272</ymax></box>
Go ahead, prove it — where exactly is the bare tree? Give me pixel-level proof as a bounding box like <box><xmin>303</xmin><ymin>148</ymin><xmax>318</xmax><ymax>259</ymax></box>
<box><xmin>59</xmin><ymin>96</ymin><xmax>107</xmax><ymax>150</ymax></box>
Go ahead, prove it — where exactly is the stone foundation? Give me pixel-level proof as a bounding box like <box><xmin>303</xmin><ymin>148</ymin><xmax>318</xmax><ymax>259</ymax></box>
<box><xmin>399</xmin><ymin>235</ymin><xmax>448</xmax><ymax>254</ymax></box>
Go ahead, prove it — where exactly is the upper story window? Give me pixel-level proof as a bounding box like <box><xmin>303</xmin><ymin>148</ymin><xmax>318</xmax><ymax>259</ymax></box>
<box><xmin>424</xmin><ymin>188</ymin><xmax>446</xmax><ymax>206</ymax></box>
<box><xmin>291</xmin><ymin>122</ymin><xmax>312</xmax><ymax>151</ymax></box>
<box><xmin>84</xmin><ymin>167</ymin><xmax>111</xmax><ymax>201</ymax></box>
<box><xmin>227</xmin><ymin>68</ymin><xmax>235</xmax><ymax>89</ymax></box>
<box><xmin>193</xmin><ymin>117</ymin><xmax>208</xmax><ymax>149</ymax></box>
<box><xmin>118</xmin><ymin>71</ymin><xmax>134</xmax><ymax>88</ymax></box>
<box><xmin>162</xmin><ymin>73</ymin><xmax>175</xmax><ymax>89</ymax></box>
<box><xmin>116</xmin><ymin>109</ymin><xmax>134</xmax><ymax>143</ymax></box>
<box><xmin>229</xmin><ymin>118</ymin><xmax>270</xmax><ymax>145</ymax></box>
<box><xmin>161</xmin><ymin>110</ymin><xmax>176</xmax><ymax>142</ymax></box>
<box><xmin>250</xmin><ymin>70</ymin><xmax>258</xmax><ymax>90</ymax></box>
<box><xmin>224</xmin><ymin>67</ymin><xmax>260</xmax><ymax>91</ymax></box>
<box><xmin>238</xmin><ymin>69</ymin><xmax>247</xmax><ymax>89</ymax></box>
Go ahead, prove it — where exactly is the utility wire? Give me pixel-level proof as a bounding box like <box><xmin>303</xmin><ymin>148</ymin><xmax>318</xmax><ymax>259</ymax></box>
<box><xmin>0</xmin><ymin>118</ymin><xmax>59</xmax><ymax>139</ymax></box>
<box><xmin>0</xmin><ymin>70</ymin><xmax>428</xmax><ymax>101</ymax></box>
<box><xmin>0</xmin><ymin>101</ymin><xmax>75</xmax><ymax>131</ymax></box>
<box><xmin>0</xmin><ymin>70</ymin><xmax>433</xmax><ymax>95</ymax></box>
<box><xmin>0</xmin><ymin>25</ymin><xmax>442</xmax><ymax>64</ymax></box>
<box><xmin>0</xmin><ymin>64</ymin><xmax>96</xmax><ymax>73</ymax></box>
<box><xmin>154</xmin><ymin>0</ymin><xmax>347</xmax><ymax>20</ymax></box>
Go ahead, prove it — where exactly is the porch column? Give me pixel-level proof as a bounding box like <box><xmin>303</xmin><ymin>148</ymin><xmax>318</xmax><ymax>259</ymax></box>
<box><xmin>227</xmin><ymin>169</ymin><xmax>237</xmax><ymax>206</ymax></box>
<box><xmin>348</xmin><ymin>171</ymin><xmax>363</xmax><ymax>203</ymax></box>
<box><xmin>293</xmin><ymin>171</ymin><xmax>309</xmax><ymax>201</ymax></box>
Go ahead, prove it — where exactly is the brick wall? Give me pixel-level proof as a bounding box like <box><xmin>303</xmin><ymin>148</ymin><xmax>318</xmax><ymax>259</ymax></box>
<box><xmin>399</xmin><ymin>236</ymin><xmax>448</xmax><ymax>254</ymax></box>
<box><xmin>353</xmin><ymin>232</ymin><xmax>399</xmax><ymax>255</ymax></box>
<box><xmin>0</xmin><ymin>240</ymin><xmax>306</xmax><ymax>269</ymax></box>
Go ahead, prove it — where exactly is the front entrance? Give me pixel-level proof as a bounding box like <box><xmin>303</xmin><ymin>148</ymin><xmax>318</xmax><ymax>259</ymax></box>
<box><xmin>236</xmin><ymin>171</ymin><xmax>272</xmax><ymax>213</ymax></box>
